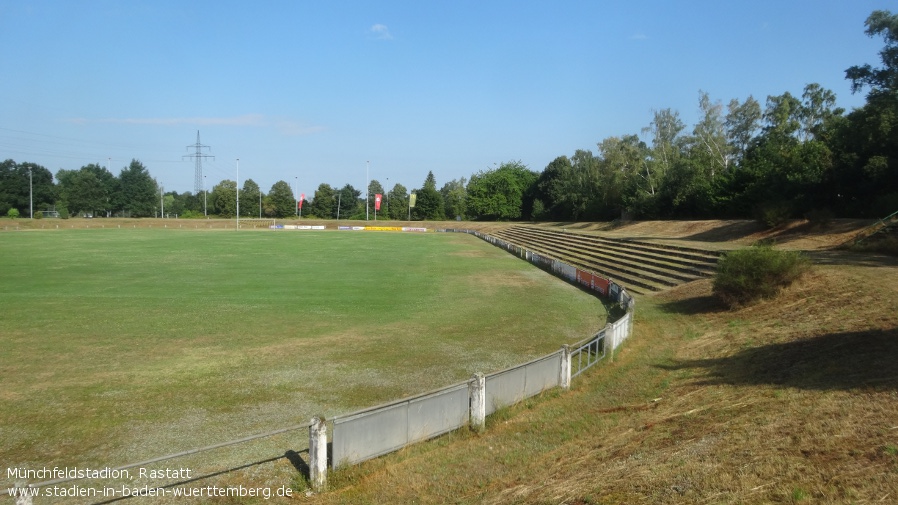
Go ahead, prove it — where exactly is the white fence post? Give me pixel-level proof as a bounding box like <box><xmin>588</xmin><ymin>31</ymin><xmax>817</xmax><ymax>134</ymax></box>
<box><xmin>603</xmin><ymin>323</ymin><xmax>615</xmax><ymax>362</ymax></box>
<box><xmin>560</xmin><ymin>345</ymin><xmax>571</xmax><ymax>389</ymax></box>
<box><xmin>469</xmin><ymin>373</ymin><xmax>486</xmax><ymax>432</ymax></box>
<box><xmin>309</xmin><ymin>416</ymin><xmax>327</xmax><ymax>492</ymax></box>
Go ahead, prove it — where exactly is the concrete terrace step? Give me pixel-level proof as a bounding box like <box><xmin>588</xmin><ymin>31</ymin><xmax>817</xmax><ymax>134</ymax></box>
<box><xmin>490</xmin><ymin>231</ymin><xmax>670</xmax><ymax>295</ymax></box>
<box><xmin>495</xmin><ymin>228</ymin><xmax>694</xmax><ymax>286</ymax></box>
<box><xmin>490</xmin><ymin>233</ymin><xmax>664</xmax><ymax>295</ymax></box>
<box><xmin>488</xmin><ymin>225</ymin><xmax>721</xmax><ymax>295</ymax></box>
<box><xmin>508</xmin><ymin>228</ymin><xmax>718</xmax><ymax>278</ymax></box>
<box><xmin>517</xmin><ymin>226</ymin><xmax>721</xmax><ymax>266</ymax></box>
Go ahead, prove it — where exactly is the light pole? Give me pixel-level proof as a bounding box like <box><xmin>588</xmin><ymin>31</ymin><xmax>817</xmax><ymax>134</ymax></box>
<box><xmin>28</xmin><ymin>167</ymin><xmax>33</xmax><ymax>219</ymax></box>
<box><xmin>236</xmin><ymin>158</ymin><xmax>240</xmax><ymax>229</ymax></box>
<box><xmin>365</xmin><ymin>160</ymin><xmax>370</xmax><ymax>221</ymax></box>
<box><xmin>294</xmin><ymin>176</ymin><xmax>298</xmax><ymax>217</ymax></box>
<box><xmin>203</xmin><ymin>175</ymin><xmax>207</xmax><ymax>217</ymax></box>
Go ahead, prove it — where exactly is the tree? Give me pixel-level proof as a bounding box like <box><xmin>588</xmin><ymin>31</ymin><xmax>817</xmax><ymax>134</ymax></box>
<box><xmin>643</xmin><ymin>108</ymin><xmax>686</xmax><ymax>195</ymax></box>
<box><xmin>63</xmin><ymin>169</ymin><xmax>105</xmax><ymax>216</ymax></box>
<box><xmin>387</xmin><ymin>183</ymin><xmax>408</xmax><ymax>220</ymax></box>
<box><xmin>466</xmin><ymin>161</ymin><xmax>537</xmax><ymax>221</ymax></box>
<box><xmin>176</xmin><ymin>191</ymin><xmax>202</xmax><ymax>216</ymax></box>
<box><xmin>119</xmin><ymin>160</ymin><xmax>158</xmax><ymax>217</ymax></box>
<box><xmin>722</xmin><ymin>90</ymin><xmax>836</xmax><ymax>218</ymax></box>
<box><xmin>799</xmin><ymin>83</ymin><xmax>843</xmax><ymax>142</ymax></box>
<box><xmin>691</xmin><ymin>90</ymin><xmax>730</xmax><ymax>177</ymax></box>
<box><xmin>834</xmin><ymin>10</ymin><xmax>898</xmax><ymax>216</ymax></box>
<box><xmin>654</xmin><ymin>92</ymin><xmax>730</xmax><ymax>218</ymax></box>
<box><xmin>762</xmin><ymin>92</ymin><xmax>802</xmax><ymax>141</ymax></box>
<box><xmin>165</xmin><ymin>191</ymin><xmax>192</xmax><ymax>217</ymax></box>
<box><xmin>81</xmin><ymin>163</ymin><xmax>118</xmax><ymax>216</ymax></box>
<box><xmin>162</xmin><ymin>193</ymin><xmax>175</xmax><ymax>217</ymax></box>
<box><xmin>241</xmin><ymin>179</ymin><xmax>261</xmax><ymax>217</ymax></box>
<box><xmin>534</xmin><ymin>155</ymin><xmax>573</xmax><ymax>219</ymax></box>
<box><xmin>423</xmin><ymin>171</ymin><xmax>438</xmax><ymax>191</ymax></box>
<box><xmin>440</xmin><ymin>178</ymin><xmax>467</xmax><ymax>220</ymax></box>
<box><xmin>597</xmin><ymin>136</ymin><xmax>647</xmax><ymax>219</ymax></box>
<box><xmin>725</xmin><ymin>96</ymin><xmax>762</xmax><ymax>165</ymax></box>
<box><xmin>845</xmin><ymin>10</ymin><xmax>898</xmax><ymax>99</ymax></box>
<box><xmin>56</xmin><ymin>164</ymin><xmax>118</xmax><ymax>217</ymax></box>
<box><xmin>0</xmin><ymin>160</ymin><xmax>54</xmax><ymax>217</ymax></box>
<box><xmin>412</xmin><ymin>172</ymin><xmax>444</xmax><ymax>220</ymax></box>
<box><xmin>268</xmin><ymin>180</ymin><xmax>296</xmax><ymax>218</ymax></box>
<box><xmin>309</xmin><ymin>183</ymin><xmax>336</xmax><ymax>218</ymax></box>
<box><xmin>336</xmin><ymin>184</ymin><xmax>362</xmax><ymax>219</ymax></box>
<box><xmin>212</xmin><ymin>180</ymin><xmax>237</xmax><ymax>217</ymax></box>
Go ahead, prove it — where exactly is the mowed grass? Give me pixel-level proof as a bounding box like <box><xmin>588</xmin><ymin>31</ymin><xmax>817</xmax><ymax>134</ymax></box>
<box><xmin>0</xmin><ymin>229</ymin><xmax>602</xmax><ymax>487</ymax></box>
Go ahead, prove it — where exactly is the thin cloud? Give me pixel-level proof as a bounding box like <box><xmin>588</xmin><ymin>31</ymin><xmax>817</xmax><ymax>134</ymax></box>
<box><xmin>275</xmin><ymin>120</ymin><xmax>327</xmax><ymax>136</ymax></box>
<box><xmin>369</xmin><ymin>23</ymin><xmax>393</xmax><ymax>40</ymax></box>
<box><xmin>90</xmin><ymin>114</ymin><xmax>266</xmax><ymax>126</ymax></box>
<box><xmin>64</xmin><ymin>114</ymin><xmax>325</xmax><ymax>136</ymax></box>
<box><xmin>629</xmin><ymin>32</ymin><xmax>648</xmax><ymax>40</ymax></box>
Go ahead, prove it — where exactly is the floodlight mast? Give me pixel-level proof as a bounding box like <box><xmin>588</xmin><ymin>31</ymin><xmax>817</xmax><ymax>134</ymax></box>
<box><xmin>366</xmin><ymin>160</ymin><xmax>370</xmax><ymax>221</ymax></box>
<box><xmin>236</xmin><ymin>158</ymin><xmax>240</xmax><ymax>230</ymax></box>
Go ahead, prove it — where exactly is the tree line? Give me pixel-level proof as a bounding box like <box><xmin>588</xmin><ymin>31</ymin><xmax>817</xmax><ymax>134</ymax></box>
<box><xmin>3</xmin><ymin>10</ymin><xmax>896</xmax><ymax>223</ymax></box>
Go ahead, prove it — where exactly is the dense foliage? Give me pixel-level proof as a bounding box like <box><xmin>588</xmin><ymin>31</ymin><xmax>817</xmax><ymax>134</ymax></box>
<box><xmin>713</xmin><ymin>246</ymin><xmax>811</xmax><ymax>307</ymax></box>
<box><xmin>3</xmin><ymin>11</ymin><xmax>896</xmax><ymax>222</ymax></box>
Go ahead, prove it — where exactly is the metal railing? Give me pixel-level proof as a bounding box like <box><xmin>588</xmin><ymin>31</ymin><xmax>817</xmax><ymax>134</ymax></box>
<box><xmin>850</xmin><ymin>209</ymin><xmax>898</xmax><ymax>245</ymax></box>
<box><xmin>571</xmin><ymin>331</ymin><xmax>607</xmax><ymax>379</ymax></box>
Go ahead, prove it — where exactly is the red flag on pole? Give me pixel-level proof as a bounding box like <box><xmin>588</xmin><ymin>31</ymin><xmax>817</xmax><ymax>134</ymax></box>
<box><xmin>374</xmin><ymin>194</ymin><xmax>382</xmax><ymax>211</ymax></box>
<box><xmin>298</xmin><ymin>194</ymin><xmax>305</xmax><ymax>209</ymax></box>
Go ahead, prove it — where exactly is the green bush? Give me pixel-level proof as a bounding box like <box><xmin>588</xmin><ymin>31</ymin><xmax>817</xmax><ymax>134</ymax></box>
<box><xmin>7</xmin><ymin>208</ymin><xmax>19</xmax><ymax>218</ymax></box>
<box><xmin>180</xmin><ymin>210</ymin><xmax>204</xmax><ymax>219</ymax></box>
<box><xmin>713</xmin><ymin>245</ymin><xmax>811</xmax><ymax>308</ymax></box>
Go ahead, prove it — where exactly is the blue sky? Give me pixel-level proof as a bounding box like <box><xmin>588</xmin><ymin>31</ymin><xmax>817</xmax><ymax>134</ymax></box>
<box><xmin>0</xmin><ymin>0</ymin><xmax>888</xmax><ymax>197</ymax></box>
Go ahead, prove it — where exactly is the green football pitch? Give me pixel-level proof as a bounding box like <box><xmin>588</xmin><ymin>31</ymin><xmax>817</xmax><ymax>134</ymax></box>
<box><xmin>0</xmin><ymin>229</ymin><xmax>602</xmax><ymax>481</ymax></box>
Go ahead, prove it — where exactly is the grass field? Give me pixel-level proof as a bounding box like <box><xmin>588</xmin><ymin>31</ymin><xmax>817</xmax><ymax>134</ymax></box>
<box><xmin>0</xmin><ymin>228</ymin><xmax>603</xmax><ymax>496</ymax></box>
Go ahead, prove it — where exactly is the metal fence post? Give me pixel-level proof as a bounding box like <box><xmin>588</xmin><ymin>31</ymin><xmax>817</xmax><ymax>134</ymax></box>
<box><xmin>469</xmin><ymin>373</ymin><xmax>486</xmax><ymax>432</ymax></box>
<box><xmin>560</xmin><ymin>345</ymin><xmax>571</xmax><ymax>389</ymax></box>
<box><xmin>309</xmin><ymin>417</ymin><xmax>327</xmax><ymax>492</ymax></box>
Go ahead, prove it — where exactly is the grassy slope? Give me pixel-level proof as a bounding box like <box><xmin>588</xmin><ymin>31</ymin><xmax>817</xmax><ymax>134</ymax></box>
<box><xmin>0</xmin><ymin>229</ymin><xmax>602</xmax><ymax>495</ymax></box>
<box><xmin>308</xmin><ymin>258</ymin><xmax>898</xmax><ymax>504</ymax></box>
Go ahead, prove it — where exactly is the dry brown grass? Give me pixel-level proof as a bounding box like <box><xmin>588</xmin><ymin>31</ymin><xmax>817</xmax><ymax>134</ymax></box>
<box><xmin>301</xmin><ymin>249</ymin><xmax>898</xmax><ymax>504</ymax></box>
